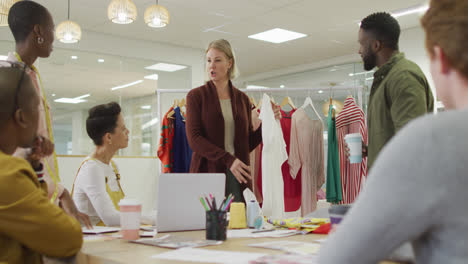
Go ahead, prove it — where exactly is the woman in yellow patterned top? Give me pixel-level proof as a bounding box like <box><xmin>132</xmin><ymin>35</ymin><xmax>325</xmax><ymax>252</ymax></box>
<box><xmin>0</xmin><ymin>67</ymin><xmax>82</xmax><ymax>263</ymax></box>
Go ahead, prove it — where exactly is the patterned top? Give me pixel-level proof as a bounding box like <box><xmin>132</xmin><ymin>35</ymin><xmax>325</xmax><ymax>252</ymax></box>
<box><xmin>157</xmin><ymin>107</ymin><xmax>175</xmax><ymax>173</ymax></box>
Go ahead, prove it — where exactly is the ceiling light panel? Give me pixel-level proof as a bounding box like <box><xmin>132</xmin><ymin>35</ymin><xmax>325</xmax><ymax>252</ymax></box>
<box><xmin>248</xmin><ymin>28</ymin><xmax>307</xmax><ymax>44</ymax></box>
<box><xmin>145</xmin><ymin>63</ymin><xmax>187</xmax><ymax>72</ymax></box>
<box><xmin>54</xmin><ymin>98</ymin><xmax>86</xmax><ymax>104</ymax></box>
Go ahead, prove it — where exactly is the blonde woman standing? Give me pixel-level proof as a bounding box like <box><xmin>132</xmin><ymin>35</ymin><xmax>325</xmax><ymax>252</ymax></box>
<box><xmin>186</xmin><ymin>39</ymin><xmax>280</xmax><ymax>203</ymax></box>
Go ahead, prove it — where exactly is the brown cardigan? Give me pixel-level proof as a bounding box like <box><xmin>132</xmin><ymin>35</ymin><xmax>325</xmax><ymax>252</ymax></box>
<box><xmin>186</xmin><ymin>80</ymin><xmax>262</xmax><ymax>174</ymax></box>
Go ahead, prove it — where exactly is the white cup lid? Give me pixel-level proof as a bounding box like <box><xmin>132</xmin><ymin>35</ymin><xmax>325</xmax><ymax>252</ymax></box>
<box><xmin>118</xmin><ymin>198</ymin><xmax>141</xmax><ymax>206</ymax></box>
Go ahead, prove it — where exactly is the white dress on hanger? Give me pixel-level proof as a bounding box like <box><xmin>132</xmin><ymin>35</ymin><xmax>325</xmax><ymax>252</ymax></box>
<box><xmin>259</xmin><ymin>93</ymin><xmax>288</xmax><ymax>219</ymax></box>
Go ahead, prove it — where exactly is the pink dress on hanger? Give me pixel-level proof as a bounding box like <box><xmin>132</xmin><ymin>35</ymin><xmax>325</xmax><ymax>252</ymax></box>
<box><xmin>289</xmin><ymin>108</ymin><xmax>325</xmax><ymax>216</ymax></box>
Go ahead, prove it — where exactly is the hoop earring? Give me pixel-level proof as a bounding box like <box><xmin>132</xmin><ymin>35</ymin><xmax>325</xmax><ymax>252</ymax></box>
<box><xmin>37</xmin><ymin>37</ymin><xmax>44</xmax><ymax>44</ymax></box>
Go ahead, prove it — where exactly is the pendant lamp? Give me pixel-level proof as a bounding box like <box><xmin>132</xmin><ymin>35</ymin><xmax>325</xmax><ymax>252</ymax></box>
<box><xmin>144</xmin><ymin>0</ymin><xmax>169</xmax><ymax>28</ymax></box>
<box><xmin>56</xmin><ymin>0</ymin><xmax>82</xmax><ymax>43</ymax></box>
<box><xmin>108</xmin><ymin>0</ymin><xmax>137</xmax><ymax>24</ymax></box>
<box><xmin>0</xmin><ymin>0</ymin><xmax>19</xmax><ymax>26</ymax></box>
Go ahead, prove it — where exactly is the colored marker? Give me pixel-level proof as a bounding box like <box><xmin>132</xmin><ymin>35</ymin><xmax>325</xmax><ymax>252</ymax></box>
<box><xmin>199</xmin><ymin>197</ymin><xmax>209</xmax><ymax>211</ymax></box>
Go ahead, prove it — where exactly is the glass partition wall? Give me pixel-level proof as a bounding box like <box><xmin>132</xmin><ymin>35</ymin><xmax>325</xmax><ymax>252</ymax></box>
<box><xmin>0</xmin><ymin>41</ymin><xmax>191</xmax><ymax>157</ymax></box>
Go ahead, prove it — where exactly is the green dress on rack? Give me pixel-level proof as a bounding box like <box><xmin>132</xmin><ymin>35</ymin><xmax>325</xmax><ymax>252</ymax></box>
<box><xmin>326</xmin><ymin>104</ymin><xmax>342</xmax><ymax>203</ymax></box>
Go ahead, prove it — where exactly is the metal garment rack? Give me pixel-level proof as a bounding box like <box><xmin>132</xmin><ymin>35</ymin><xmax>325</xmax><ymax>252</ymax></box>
<box><xmin>155</xmin><ymin>86</ymin><xmax>363</xmax><ymax>173</ymax></box>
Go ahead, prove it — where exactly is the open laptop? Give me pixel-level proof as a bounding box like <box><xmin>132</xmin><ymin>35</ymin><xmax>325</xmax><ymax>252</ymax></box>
<box><xmin>156</xmin><ymin>173</ymin><xmax>225</xmax><ymax>232</ymax></box>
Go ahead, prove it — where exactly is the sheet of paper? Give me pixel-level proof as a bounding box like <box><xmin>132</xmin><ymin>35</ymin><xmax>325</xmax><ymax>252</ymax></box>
<box><xmin>152</xmin><ymin>248</ymin><xmax>266</xmax><ymax>263</ymax></box>
<box><xmin>249</xmin><ymin>241</ymin><xmax>321</xmax><ymax>255</ymax></box>
<box><xmin>132</xmin><ymin>237</ymin><xmax>222</xmax><ymax>249</ymax></box>
<box><xmin>228</xmin><ymin>229</ymin><xmax>300</xmax><ymax>238</ymax></box>
<box><xmin>250</xmin><ymin>254</ymin><xmax>319</xmax><ymax>264</ymax></box>
<box><xmin>82</xmin><ymin>226</ymin><xmax>120</xmax><ymax>234</ymax></box>
<box><xmin>314</xmin><ymin>238</ymin><xmax>327</xmax><ymax>243</ymax></box>
<box><xmin>83</xmin><ymin>235</ymin><xmax>117</xmax><ymax>242</ymax></box>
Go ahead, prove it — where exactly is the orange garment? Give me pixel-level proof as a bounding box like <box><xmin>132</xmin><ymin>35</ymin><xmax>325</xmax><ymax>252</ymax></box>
<box><xmin>157</xmin><ymin>107</ymin><xmax>175</xmax><ymax>173</ymax></box>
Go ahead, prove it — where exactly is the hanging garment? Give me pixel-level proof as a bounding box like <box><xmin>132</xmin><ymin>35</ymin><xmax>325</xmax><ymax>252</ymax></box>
<box><xmin>326</xmin><ymin>105</ymin><xmax>342</xmax><ymax>203</ymax></box>
<box><xmin>289</xmin><ymin>108</ymin><xmax>325</xmax><ymax>216</ymax></box>
<box><xmin>157</xmin><ymin>107</ymin><xmax>175</xmax><ymax>173</ymax></box>
<box><xmin>173</xmin><ymin>107</ymin><xmax>193</xmax><ymax>173</ymax></box>
<box><xmin>259</xmin><ymin>94</ymin><xmax>288</xmax><ymax>219</ymax></box>
<box><xmin>250</xmin><ymin>108</ymin><xmax>263</xmax><ymax>203</ymax></box>
<box><xmin>280</xmin><ymin>108</ymin><xmax>302</xmax><ymax>212</ymax></box>
<box><xmin>336</xmin><ymin>97</ymin><xmax>368</xmax><ymax>204</ymax></box>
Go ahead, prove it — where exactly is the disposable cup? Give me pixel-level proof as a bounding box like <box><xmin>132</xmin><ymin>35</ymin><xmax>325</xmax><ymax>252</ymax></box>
<box><xmin>345</xmin><ymin>133</ymin><xmax>362</xmax><ymax>164</ymax></box>
<box><xmin>119</xmin><ymin>198</ymin><xmax>141</xmax><ymax>240</ymax></box>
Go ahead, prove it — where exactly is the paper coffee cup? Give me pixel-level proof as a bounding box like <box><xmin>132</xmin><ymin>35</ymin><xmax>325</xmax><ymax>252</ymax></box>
<box><xmin>345</xmin><ymin>133</ymin><xmax>362</xmax><ymax>164</ymax></box>
<box><xmin>119</xmin><ymin>198</ymin><xmax>142</xmax><ymax>240</ymax></box>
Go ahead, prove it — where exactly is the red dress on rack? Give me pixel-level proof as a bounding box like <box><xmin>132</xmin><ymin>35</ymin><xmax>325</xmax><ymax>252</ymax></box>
<box><xmin>257</xmin><ymin>108</ymin><xmax>302</xmax><ymax>212</ymax></box>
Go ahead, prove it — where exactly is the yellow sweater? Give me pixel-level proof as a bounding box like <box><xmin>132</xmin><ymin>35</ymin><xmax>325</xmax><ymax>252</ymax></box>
<box><xmin>0</xmin><ymin>151</ymin><xmax>83</xmax><ymax>264</ymax></box>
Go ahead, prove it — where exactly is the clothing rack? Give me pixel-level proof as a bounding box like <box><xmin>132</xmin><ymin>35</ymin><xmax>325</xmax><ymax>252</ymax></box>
<box><xmin>155</xmin><ymin>86</ymin><xmax>364</xmax><ymax>173</ymax></box>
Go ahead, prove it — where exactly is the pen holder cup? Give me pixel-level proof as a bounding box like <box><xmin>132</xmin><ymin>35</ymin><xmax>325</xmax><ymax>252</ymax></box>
<box><xmin>206</xmin><ymin>210</ymin><xmax>228</xmax><ymax>241</ymax></box>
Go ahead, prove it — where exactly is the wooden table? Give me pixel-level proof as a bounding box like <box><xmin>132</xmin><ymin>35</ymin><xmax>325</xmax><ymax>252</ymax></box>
<box><xmin>78</xmin><ymin>230</ymin><xmax>402</xmax><ymax>264</ymax></box>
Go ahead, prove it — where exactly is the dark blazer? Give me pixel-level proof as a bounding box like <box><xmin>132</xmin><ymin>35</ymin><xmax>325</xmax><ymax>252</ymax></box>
<box><xmin>186</xmin><ymin>80</ymin><xmax>262</xmax><ymax>174</ymax></box>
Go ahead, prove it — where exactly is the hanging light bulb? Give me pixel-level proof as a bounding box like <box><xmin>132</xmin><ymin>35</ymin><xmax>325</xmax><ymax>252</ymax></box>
<box><xmin>0</xmin><ymin>0</ymin><xmax>19</xmax><ymax>26</ymax></box>
<box><xmin>108</xmin><ymin>0</ymin><xmax>137</xmax><ymax>24</ymax></box>
<box><xmin>144</xmin><ymin>0</ymin><xmax>169</xmax><ymax>28</ymax></box>
<box><xmin>56</xmin><ymin>0</ymin><xmax>82</xmax><ymax>43</ymax></box>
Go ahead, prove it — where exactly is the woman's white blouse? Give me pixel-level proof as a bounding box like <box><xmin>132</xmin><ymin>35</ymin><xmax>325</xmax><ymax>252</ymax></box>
<box><xmin>72</xmin><ymin>158</ymin><xmax>121</xmax><ymax>226</ymax></box>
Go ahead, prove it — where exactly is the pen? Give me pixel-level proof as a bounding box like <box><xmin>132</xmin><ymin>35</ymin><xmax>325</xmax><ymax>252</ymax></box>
<box><xmin>204</xmin><ymin>196</ymin><xmax>212</xmax><ymax>210</ymax></box>
<box><xmin>223</xmin><ymin>196</ymin><xmax>234</xmax><ymax>211</ymax></box>
<box><xmin>218</xmin><ymin>197</ymin><xmax>226</xmax><ymax>211</ymax></box>
<box><xmin>212</xmin><ymin>197</ymin><xmax>217</xmax><ymax>211</ymax></box>
<box><xmin>199</xmin><ymin>197</ymin><xmax>209</xmax><ymax>211</ymax></box>
<box><xmin>222</xmin><ymin>194</ymin><xmax>232</xmax><ymax>209</ymax></box>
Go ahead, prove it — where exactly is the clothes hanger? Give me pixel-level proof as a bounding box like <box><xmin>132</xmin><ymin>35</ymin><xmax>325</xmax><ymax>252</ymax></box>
<box><xmin>250</xmin><ymin>96</ymin><xmax>257</xmax><ymax>108</ymax></box>
<box><xmin>256</xmin><ymin>98</ymin><xmax>263</xmax><ymax>109</ymax></box>
<box><xmin>301</xmin><ymin>96</ymin><xmax>323</xmax><ymax>122</ymax></box>
<box><xmin>178</xmin><ymin>97</ymin><xmax>186</xmax><ymax>117</ymax></box>
<box><xmin>168</xmin><ymin>99</ymin><xmax>179</xmax><ymax>119</ymax></box>
<box><xmin>172</xmin><ymin>99</ymin><xmax>179</xmax><ymax>108</ymax></box>
<box><xmin>346</xmin><ymin>88</ymin><xmax>354</xmax><ymax>99</ymax></box>
<box><xmin>178</xmin><ymin>98</ymin><xmax>186</xmax><ymax>108</ymax></box>
<box><xmin>280</xmin><ymin>96</ymin><xmax>296</xmax><ymax>109</ymax></box>
<box><xmin>330</xmin><ymin>97</ymin><xmax>336</xmax><ymax>120</ymax></box>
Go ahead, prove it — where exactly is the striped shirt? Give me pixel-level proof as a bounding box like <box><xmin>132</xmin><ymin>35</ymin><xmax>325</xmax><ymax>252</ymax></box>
<box><xmin>335</xmin><ymin>97</ymin><xmax>367</xmax><ymax>204</ymax></box>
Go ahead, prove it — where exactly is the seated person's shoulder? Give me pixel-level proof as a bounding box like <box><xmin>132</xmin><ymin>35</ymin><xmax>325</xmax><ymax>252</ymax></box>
<box><xmin>77</xmin><ymin>159</ymin><xmax>104</xmax><ymax>178</ymax></box>
<box><xmin>0</xmin><ymin>153</ymin><xmax>41</xmax><ymax>203</ymax></box>
<box><xmin>394</xmin><ymin>109</ymin><xmax>467</xmax><ymax>146</ymax></box>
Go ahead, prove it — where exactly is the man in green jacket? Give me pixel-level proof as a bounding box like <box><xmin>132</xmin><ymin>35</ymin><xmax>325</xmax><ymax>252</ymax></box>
<box><xmin>358</xmin><ymin>12</ymin><xmax>434</xmax><ymax>170</ymax></box>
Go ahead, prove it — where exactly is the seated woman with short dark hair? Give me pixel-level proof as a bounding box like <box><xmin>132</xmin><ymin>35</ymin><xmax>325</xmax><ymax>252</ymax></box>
<box><xmin>71</xmin><ymin>102</ymin><xmax>129</xmax><ymax>226</ymax></box>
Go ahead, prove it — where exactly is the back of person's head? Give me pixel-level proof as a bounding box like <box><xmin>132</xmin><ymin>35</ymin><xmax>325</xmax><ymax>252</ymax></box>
<box><xmin>360</xmin><ymin>12</ymin><xmax>401</xmax><ymax>51</ymax></box>
<box><xmin>86</xmin><ymin>102</ymin><xmax>121</xmax><ymax>146</ymax></box>
<box><xmin>206</xmin><ymin>39</ymin><xmax>238</xmax><ymax>79</ymax></box>
<box><xmin>0</xmin><ymin>66</ymin><xmax>38</xmax><ymax>149</ymax></box>
<box><xmin>8</xmin><ymin>0</ymin><xmax>50</xmax><ymax>43</ymax></box>
<box><xmin>421</xmin><ymin>0</ymin><xmax>468</xmax><ymax>79</ymax></box>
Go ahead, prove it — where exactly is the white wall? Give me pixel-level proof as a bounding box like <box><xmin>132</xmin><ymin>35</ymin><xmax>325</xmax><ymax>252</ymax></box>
<box><xmin>58</xmin><ymin>156</ymin><xmax>159</xmax><ymax>215</ymax></box>
<box><xmin>399</xmin><ymin>26</ymin><xmax>435</xmax><ymax>97</ymax></box>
